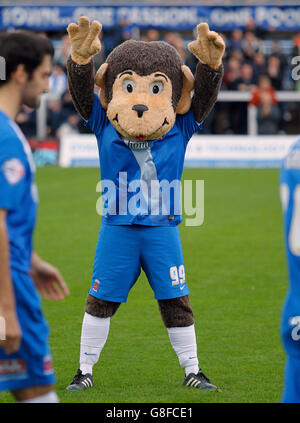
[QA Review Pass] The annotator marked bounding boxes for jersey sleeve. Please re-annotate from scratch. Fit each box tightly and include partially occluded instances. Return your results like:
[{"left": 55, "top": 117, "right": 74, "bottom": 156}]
[
  {"left": 87, "top": 93, "right": 108, "bottom": 136},
  {"left": 280, "top": 140, "right": 300, "bottom": 257},
  {"left": 280, "top": 141, "right": 300, "bottom": 187},
  {"left": 0, "top": 141, "right": 26, "bottom": 212},
  {"left": 176, "top": 107, "right": 203, "bottom": 148}
]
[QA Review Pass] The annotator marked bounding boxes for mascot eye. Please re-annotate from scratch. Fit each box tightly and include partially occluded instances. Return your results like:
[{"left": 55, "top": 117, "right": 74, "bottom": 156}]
[
  {"left": 150, "top": 81, "right": 163, "bottom": 95},
  {"left": 122, "top": 79, "right": 136, "bottom": 93}
]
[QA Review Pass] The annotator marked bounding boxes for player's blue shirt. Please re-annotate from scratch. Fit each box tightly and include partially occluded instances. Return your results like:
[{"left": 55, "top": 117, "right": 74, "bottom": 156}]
[
  {"left": 0, "top": 110, "right": 38, "bottom": 274},
  {"left": 280, "top": 136, "right": 300, "bottom": 357},
  {"left": 88, "top": 93, "right": 202, "bottom": 226}
]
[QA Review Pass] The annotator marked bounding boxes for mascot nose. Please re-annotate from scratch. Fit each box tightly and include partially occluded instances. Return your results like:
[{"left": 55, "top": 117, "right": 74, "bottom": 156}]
[{"left": 132, "top": 104, "right": 149, "bottom": 118}]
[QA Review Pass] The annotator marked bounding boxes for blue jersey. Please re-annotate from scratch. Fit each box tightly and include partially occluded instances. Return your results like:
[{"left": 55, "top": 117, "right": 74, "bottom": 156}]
[
  {"left": 280, "top": 136, "right": 300, "bottom": 357},
  {"left": 0, "top": 110, "right": 38, "bottom": 274},
  {"left": 88, "top": 93, "right": 202, "bottom": 226}
]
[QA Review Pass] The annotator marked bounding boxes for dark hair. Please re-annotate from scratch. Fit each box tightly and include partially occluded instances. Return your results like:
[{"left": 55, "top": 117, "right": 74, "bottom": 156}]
[
  {"left": 0, "top": 31, "right": 54, "bottom": 86},
  {"left": 105, "top": 40, "right": 183, "bottom": 110}
]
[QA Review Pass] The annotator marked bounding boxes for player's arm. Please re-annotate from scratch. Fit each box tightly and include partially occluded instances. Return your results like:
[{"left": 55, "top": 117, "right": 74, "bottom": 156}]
[
  {"left": 30, "top": 252, "right": 69, "bottom": 301},
  {"left": 188, "top": 23, "right": 225, "bottom": 123},
  {"left": 66, "top": 17, "right": 102, "bottom": 120},
  {"left": 0, "top": 208, "right": 22, "bottom": 354}
]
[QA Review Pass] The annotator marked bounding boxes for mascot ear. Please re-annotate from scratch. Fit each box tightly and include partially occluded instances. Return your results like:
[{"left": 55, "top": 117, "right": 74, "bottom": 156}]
[
  {"left": 95, "top": 63, "right": 109, "bottom": 109},
  {"left": 176, "top": 65, "right": 194, "bottom": 114}
]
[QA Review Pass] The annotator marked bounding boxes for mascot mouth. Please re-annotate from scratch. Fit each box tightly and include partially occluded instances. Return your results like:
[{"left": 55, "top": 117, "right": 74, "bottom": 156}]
[{"left": 113, "top": 114, "right": 169, "bottom": 141}]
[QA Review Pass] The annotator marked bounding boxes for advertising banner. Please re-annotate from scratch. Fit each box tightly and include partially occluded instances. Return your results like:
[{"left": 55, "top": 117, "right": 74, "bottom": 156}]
[
  {"left": 0, "top": 5, "right": 300, "bottom": 31},
  {"left": 59, "top": 134, "right": 299, "bottom": 169}
]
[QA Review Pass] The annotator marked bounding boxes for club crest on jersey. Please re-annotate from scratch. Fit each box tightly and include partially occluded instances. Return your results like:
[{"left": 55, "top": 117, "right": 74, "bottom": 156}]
[{"left": 2, "top": 158, "right": 25, "bottom": 185}]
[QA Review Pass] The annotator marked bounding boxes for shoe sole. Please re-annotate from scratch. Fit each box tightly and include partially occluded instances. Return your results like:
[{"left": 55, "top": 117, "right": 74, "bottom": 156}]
[{"left": 183, "top": 383, "right": 221, "bottom": 392}]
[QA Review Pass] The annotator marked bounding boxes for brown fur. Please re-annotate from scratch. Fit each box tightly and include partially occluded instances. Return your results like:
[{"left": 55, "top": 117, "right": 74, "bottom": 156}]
[
  {"left": 67, "top": 56, "right": 223, "bottom": 127},
  {"left": 84, "top": 292, "right": 193, "bottom": 328},
  {"left": 66, "top": 56, "right": 95, "bottom": 120},
  {"left": 158, "top": 295, "right": 194, "bottom": 328},
  {"left": 85, "top": 294, "right": 121, "bottom": 318},
  {"left": 192, "top": 62, "right": 224, "bottom": 123},
  {"left": 104, "top": 40, "right": 183, "bottom": 111}
]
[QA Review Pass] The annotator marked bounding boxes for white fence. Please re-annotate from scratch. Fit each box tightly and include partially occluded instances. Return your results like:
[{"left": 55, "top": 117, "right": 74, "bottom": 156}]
[
  {"left": 218, "top": 90, "right": 300, "bottom": 136},
  {"left": 59, "top": 133, "right": 299, "bottom": 168}
]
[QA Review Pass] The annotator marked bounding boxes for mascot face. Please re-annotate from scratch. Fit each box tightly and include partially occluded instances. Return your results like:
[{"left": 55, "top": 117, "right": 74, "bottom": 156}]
[
  {"left": 108, "top": 70, "right": 174, "bottom": 141},
  {"left": 95, "top": 40, "right": 194, "bottom": 141}
]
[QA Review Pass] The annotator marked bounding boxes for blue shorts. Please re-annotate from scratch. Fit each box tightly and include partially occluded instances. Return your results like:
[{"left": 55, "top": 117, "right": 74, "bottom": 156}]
[
  {"left": 282, "top": 356, "right": 300, "bottom": 403},
  {"left": 89, "top": 224, "right": 190, "bottom": 302},
  {"left": 0, "top": 270, "right": 55, "bottom": 392}
]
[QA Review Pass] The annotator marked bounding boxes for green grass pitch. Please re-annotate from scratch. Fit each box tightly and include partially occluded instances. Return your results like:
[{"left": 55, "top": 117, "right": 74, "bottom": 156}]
[{"left": 0, "top": 167, "right": 288, "bottom": 403}]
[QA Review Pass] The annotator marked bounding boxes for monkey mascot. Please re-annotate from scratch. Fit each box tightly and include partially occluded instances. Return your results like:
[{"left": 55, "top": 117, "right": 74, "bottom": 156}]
[{"left": 66, "top": 17, "right": 225, "bottom": 392}]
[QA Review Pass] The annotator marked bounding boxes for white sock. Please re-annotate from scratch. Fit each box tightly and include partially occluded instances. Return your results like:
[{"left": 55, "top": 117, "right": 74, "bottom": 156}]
[
  {"left": 167, "top": 324, "right": 199, "bottom": 376},
  {"left": 79, "top": 312, "right": 110, "bottom": 375},
  {"left": 17, "top": 391, "right": 59, "bottom": 403}
]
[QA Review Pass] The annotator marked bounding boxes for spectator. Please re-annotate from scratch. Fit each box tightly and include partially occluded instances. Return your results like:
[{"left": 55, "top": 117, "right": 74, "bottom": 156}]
[
  {"left": 232, "top": 64, "right": 256, "bottom": 134},
  {"left": 223, "top": 56, "right": 241, "bottom": 90},
  {"left": 267, "top": 55, "right": 283, "bottom": 90},
  {"left": 292, "top": 32, "right": 300, "bottom": 57},
  {"left": 270, "top": 41, "right": 287, "bottom": 75},
  {"left": 103, "top": 19, "right": 131, "bottom": 56},
  {"left": 54, "top": 34, "right": 71, "bottom": 69},
  {"left": 93, "top": 30, "right": 106, "bottom": 72},
  {"left": 229, "top": 29, "right": 243, "bottom": 53},
  {"left": 231, "top": 63, "right": 256, "bottom": 91},
  {"left": 252, "top": 52, "right": 267, "bottom": 83},
  {"left": 250, "top": 74, "right": 278, "bottom": 107},
  {"left": 61, "top": 90, "right": 76, "bottom": 116},
  {"left": 242, "top": 31, "right": 262, "bottom": 61},
  {"left": 147, "top": 28, "right": 161, "bottom": 42},
  {"left": 257, "top": 91, "right": 280, "bottom": 134},
  {"left": 57, "top": 114, "right": 80, "bottom": 138},
  {"left": 49, "top": 64, "right": 68, "bottom": 98},
  {"left": 47, "top": 98, "right": 67, "bottom": 138},
  {"left": 244, "top": 17, "right": 266, "bottom": 39},
  {"left": 164, "top": 32, "right": 186, "bottom": 61},
  {"left": 16, "top": 107, "right": 36, "bottom": 139}
]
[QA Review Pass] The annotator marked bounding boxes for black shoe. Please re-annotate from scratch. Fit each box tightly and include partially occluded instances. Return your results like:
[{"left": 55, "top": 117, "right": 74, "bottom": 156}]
[
  {"left": 66, "top": 369, "right": 93, "bottom": 391},
  {"left": 183, "top": 369, "right": 219, "bottom": 391}
]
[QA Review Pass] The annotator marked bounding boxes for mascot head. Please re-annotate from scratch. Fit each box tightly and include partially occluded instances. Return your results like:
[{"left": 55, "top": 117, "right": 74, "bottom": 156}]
[{"left": 95, "top": 40, "right": 194, "bottom": 141}]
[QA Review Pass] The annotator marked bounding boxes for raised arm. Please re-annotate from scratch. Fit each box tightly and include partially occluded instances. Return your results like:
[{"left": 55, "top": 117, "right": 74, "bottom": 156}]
[
  {"left": 66, "top": 17, "right": 102, "bottom": 120},
  {"left": 188, "top": 23, "right": 225, "bottom": 123}
]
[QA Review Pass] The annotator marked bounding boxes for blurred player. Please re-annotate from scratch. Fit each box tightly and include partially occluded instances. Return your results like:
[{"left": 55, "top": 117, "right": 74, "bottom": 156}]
[
  {"left": 0, "top": 31, "right": 69, "bottom": 403},
  {"left": 280, "top": 135, "right": 300, "bottom": 403}
]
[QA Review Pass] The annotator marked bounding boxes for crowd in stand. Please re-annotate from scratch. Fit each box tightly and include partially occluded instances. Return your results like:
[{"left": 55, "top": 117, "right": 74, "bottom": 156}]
[{"left": 15, "top": 18, "right": 300, "bottom": 138}]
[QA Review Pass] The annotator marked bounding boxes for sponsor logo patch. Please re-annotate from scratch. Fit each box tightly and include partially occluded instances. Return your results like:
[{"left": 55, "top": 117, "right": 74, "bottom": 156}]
[
  {"left": 0, "top": 359, "right": 27, "bottom": 382},
  {"left": 2, "top": 158, "right": 25, "bottom": 185},
  {"left": 93, "top": 280, "right": 100, "bottom": 291},
  {"left": 43, "top": 355, "right": 54, "bottom": 375}
]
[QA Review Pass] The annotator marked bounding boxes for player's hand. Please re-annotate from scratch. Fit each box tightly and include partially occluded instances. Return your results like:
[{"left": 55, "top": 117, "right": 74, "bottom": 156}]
[
  {"left": 0, "top": 309, "right": 21, "bottom": 355},
  {"left": 67, "top": 16, "right": 102, "bottom": 65},
  {"left": 30, "top": 256, "right": 69, "bottom": 301},
  {"left": 188, "top": 23, "right": 225, "bottom": 69}
]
